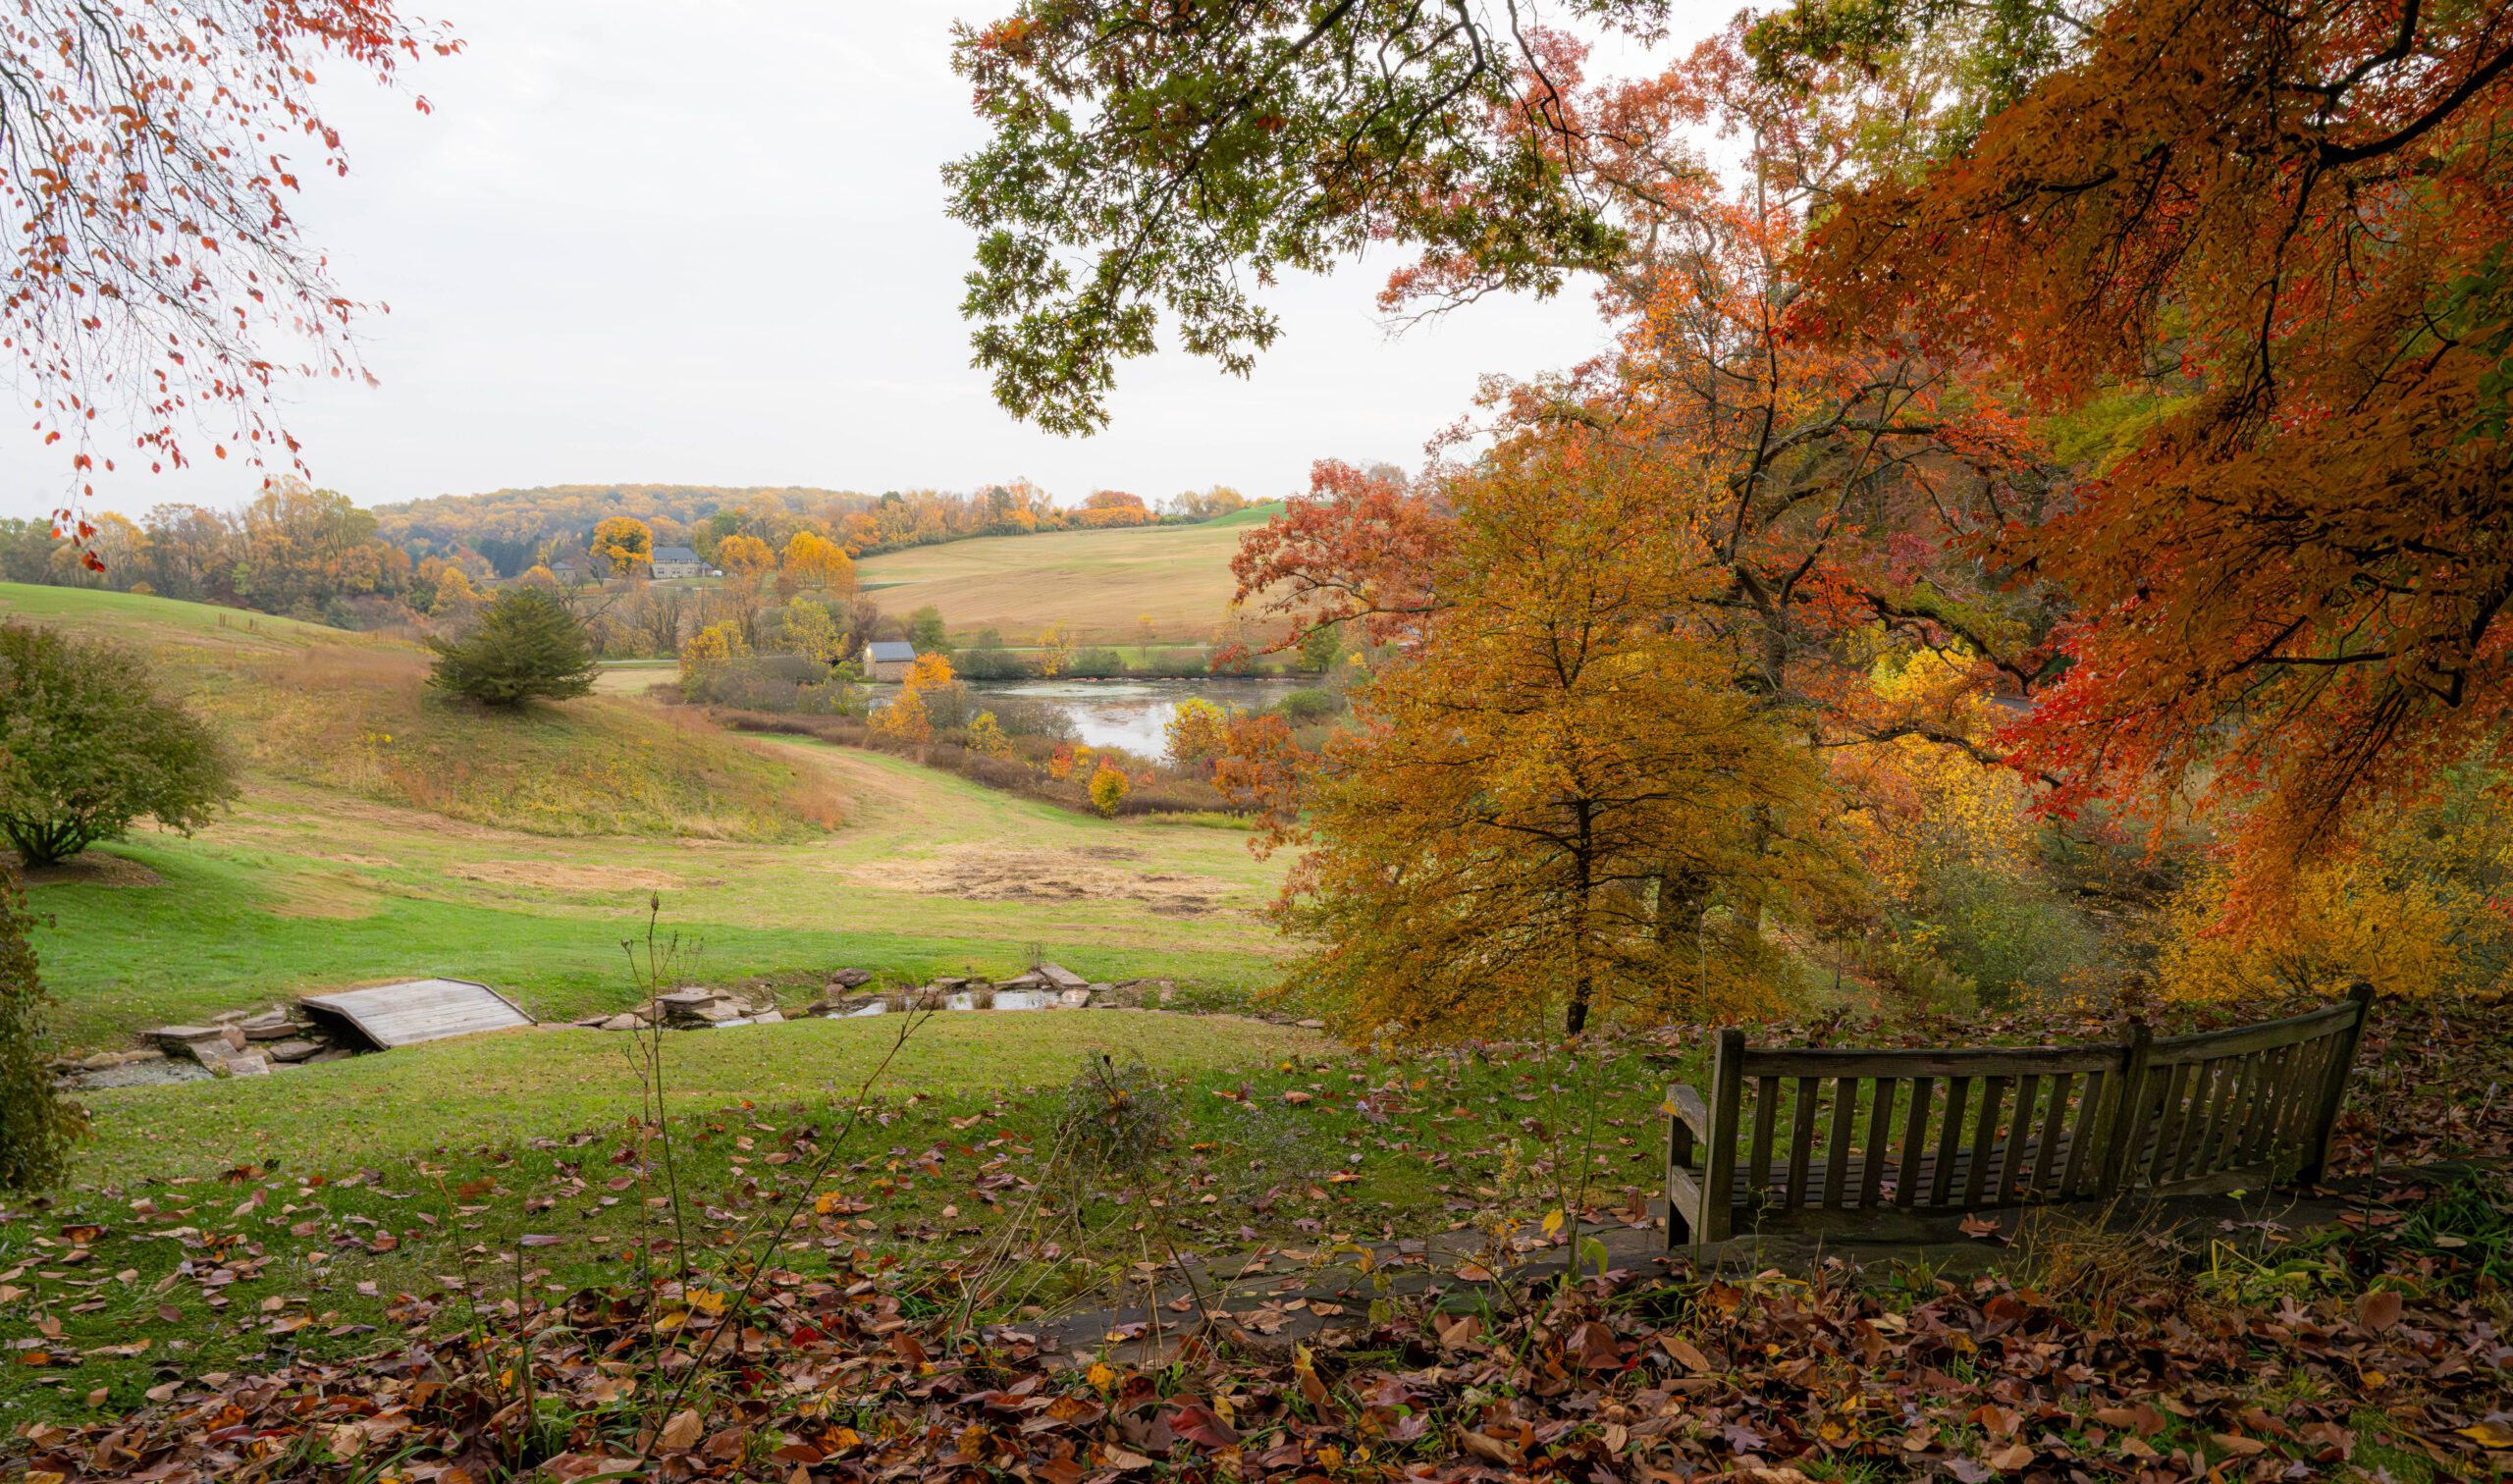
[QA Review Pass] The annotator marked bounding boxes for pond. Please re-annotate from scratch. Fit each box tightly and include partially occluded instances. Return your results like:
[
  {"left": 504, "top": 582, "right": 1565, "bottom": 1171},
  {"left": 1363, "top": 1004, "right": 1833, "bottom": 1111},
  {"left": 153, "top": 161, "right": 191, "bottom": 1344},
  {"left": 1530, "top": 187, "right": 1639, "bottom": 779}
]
[{"left": 969, "top": 676, "right": 1308, "bottom": 756}]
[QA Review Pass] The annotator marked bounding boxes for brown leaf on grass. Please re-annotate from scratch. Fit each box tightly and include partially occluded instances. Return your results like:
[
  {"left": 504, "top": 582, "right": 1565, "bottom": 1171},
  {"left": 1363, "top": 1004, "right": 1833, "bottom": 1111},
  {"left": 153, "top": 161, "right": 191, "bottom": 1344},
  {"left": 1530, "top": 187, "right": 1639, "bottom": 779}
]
[
  {"left": 658, "top": 1408, "right": 703, "bottom": 1451},
  {"left": 1459, "top": 1429, "right": 1524, "bottom": 1465},
  {"left": 2356, "top": 1288, "right": 2404, "bottom": 1331}
]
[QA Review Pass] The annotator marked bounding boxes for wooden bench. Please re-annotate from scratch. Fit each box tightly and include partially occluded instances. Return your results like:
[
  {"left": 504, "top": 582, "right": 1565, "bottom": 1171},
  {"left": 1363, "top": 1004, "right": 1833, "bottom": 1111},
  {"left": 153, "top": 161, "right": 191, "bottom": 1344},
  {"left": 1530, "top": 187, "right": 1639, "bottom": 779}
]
[{"left": 1664, "top": 983, "right": 2374, "bottom": 1246}]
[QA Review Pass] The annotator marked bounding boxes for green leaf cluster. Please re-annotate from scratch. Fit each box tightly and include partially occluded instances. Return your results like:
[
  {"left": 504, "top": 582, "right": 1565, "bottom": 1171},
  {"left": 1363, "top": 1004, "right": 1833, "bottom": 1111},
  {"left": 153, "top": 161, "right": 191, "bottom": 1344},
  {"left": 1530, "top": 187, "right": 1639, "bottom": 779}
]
[
  {"left": 427, "top": 588, "right": 600, "bottom": 707},
  {"left": 0, "top": 869, "right": 85, "bottom": 1192},
  {"left": 945, "top": 0, "right": 1661, "bottom": 435},
  {"left": 0, "top": 622, "right": 238, "bottom": 866}
]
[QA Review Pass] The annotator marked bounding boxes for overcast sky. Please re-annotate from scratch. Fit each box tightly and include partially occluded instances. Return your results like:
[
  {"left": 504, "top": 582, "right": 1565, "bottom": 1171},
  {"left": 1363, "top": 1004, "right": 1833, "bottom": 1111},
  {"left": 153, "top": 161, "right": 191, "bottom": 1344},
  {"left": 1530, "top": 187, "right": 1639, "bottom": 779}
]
[{"left": 0, "top": 1, "right": 1732, "bottom": 523}]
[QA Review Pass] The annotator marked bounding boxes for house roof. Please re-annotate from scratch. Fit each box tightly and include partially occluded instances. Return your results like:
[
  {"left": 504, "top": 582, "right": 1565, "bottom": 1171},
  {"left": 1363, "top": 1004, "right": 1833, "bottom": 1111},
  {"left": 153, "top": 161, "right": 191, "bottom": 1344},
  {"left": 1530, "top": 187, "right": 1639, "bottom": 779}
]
[
  {"left": 651, "top": 546, "right": 702, "bottom": 563},
  {"left": 865, "top": 640, "right": 918, "bottom": 663}
]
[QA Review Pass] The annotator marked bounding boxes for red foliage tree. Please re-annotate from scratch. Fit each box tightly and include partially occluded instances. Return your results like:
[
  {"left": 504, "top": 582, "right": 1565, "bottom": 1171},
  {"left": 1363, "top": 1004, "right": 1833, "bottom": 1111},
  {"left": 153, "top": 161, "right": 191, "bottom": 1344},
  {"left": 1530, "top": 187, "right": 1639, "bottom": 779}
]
[
  {"left": 2, "top": 2, "right": 457, "bottom": 562},
  {"left": 1793, "top": 0, "right": 2513, "bottom": 883}
]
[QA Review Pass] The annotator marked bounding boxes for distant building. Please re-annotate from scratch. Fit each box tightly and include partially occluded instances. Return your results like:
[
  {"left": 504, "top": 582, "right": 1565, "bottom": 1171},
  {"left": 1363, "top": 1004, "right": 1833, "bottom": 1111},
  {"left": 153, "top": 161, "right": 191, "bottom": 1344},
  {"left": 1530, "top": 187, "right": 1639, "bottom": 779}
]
[
  {"left": 548, "top": 559, "right": 582, "bottom": 584},
  {"left": 861, "top": 640, "right": 918, "bottom": 682},
  {"left": 651, "top": 546, "right": 708, "bottom": 580}
]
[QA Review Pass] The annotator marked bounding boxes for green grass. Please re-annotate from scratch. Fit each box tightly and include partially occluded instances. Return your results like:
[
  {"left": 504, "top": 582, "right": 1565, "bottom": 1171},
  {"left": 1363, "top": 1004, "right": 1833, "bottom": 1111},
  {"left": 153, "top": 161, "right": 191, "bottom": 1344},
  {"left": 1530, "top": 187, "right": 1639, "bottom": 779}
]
[
  {"left": 0, "top": 582, "right": 348, "bottom": 648},
  {"left": 3, "top": 1026, "right": 1679, "bottom": 1429},
  {"left": 28, "top": 737, "right": 1290, "bottom": 1046},
  {"left": 78, "top": 1013, "right": 1328, "bottom": 1179},
  {"left": 1204, "top": 501, "right": 1286, "bottom": 528}
]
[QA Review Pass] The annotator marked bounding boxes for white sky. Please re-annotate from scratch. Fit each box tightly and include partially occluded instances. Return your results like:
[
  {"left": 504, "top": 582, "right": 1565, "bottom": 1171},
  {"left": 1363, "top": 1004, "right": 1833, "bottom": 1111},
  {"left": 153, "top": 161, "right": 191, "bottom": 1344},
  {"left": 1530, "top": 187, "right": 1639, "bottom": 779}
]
[{"left": 0, "top": 1, "right": 1732, "bottom": 523}]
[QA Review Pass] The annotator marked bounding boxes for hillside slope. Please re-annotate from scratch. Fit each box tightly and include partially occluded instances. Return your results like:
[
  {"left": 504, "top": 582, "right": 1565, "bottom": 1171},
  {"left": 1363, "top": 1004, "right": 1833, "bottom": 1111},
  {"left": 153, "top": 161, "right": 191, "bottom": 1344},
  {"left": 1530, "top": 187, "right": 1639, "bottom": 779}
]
[
  {"left": 0, "top": 584, "right": 836, "bottom": 841},
  {"left": 853, "top": 504, "right": 1283, "bottom": 643}
]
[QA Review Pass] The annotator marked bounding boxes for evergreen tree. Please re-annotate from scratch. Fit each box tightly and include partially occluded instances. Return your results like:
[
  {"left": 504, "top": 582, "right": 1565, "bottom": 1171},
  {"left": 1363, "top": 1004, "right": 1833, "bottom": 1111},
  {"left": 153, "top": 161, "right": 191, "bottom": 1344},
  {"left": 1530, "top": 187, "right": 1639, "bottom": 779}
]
[
  {"left": 0, "top": 869, "right": 86, "bottom": 1192},
  {"left": 428, "top": 588, "right": 599, "bottom": 707}
]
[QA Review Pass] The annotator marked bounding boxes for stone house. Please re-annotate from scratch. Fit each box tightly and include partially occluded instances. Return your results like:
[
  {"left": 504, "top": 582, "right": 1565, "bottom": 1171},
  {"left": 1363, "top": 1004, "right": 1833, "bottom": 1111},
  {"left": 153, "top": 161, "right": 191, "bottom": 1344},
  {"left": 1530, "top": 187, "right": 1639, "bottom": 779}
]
[
  {"left": 651, "top": 545, "right": 710, "bottom": 580},
  {"left": 861, "top": 639, "right": 918, "bottom": 682}
]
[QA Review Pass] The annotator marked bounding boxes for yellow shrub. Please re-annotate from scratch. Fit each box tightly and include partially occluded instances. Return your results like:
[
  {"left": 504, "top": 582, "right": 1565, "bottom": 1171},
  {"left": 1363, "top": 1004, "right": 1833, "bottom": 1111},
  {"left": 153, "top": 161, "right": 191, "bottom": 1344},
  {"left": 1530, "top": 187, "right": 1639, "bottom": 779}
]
[{"left": 1088, "top": 761, "right": 1130, "bottom": 817}]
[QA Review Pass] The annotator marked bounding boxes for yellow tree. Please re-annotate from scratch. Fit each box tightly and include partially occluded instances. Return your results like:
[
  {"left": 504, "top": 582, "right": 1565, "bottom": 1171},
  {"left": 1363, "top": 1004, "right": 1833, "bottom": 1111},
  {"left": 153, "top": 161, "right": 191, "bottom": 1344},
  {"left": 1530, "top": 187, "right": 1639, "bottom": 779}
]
[
  {"left": 714, "top": 534, "right": 775, "bottom": 579},
  {"left": 1163, "top": 697, "right": 1234, "bottom": 773},
  {"left": 590, "top": 516, "right": 654, "bottom": 578},
  {"left": 1275, "top": 429, "right": 1854, "bottom": 1038},
  {"left": 968, "top": 711, "right": 1016, "bottom": 759},
  {"left": 679, "top": 621, "right": 748, "bottom": 667},
  {"left": 872, "top": 687, "right": 934, "bottom": 752},
  {"left": 1035, "top": 623, "right": 1075, "bottom": 678},
  {"left": 780, "top": 603, "right": 846, "bottom": 665},
  {"left": 429, "top": 565, "right": 482, "bottom": 617},
  {"left": 781, "top": 530, "right": 856, "bottom": 595}
]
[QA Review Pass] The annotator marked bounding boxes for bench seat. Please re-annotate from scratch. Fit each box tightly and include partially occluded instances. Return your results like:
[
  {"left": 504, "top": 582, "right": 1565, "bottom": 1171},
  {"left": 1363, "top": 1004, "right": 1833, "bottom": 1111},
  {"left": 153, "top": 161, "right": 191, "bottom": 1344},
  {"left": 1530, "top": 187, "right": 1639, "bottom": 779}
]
[{"left": 1665, "top": 984, "right": 2374, "bottom": 1246}]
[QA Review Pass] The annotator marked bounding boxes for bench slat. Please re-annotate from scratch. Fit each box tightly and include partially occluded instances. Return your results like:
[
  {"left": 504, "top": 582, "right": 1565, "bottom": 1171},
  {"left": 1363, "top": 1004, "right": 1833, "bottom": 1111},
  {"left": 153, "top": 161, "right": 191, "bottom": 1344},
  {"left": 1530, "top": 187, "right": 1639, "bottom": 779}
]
[
  {"left": 1861, "top": 1077, "right": 1898, "bottom": 1209},
  {"left": 1896, "top": 1076, "right": 1932, "bottom": 1210},
  {"left": 1739, "top": 1045, "right": 2117, "bottom": 1078},
  {"left": 1822, "top": 1078, "right": 1859, "bottom": 1208},
  {"left": 1963, "top": 1076, "right": 2006, "bottom": 1207},
  {"left": 2059, "top": 1068, "right": 2104, "bottom": 1198},
  {"left": 2003, "top": 1074, "right": 2039, "bottom": 1202},
  {"left": 1785, "top": 1078, "right": 1819, "bottom": 1211},
  {"left": 1747, "top": 1076, "right": 1780, "bottom": 1206},
  {"left": 1931, "top": 1078, "right": 1970, "bottom": 1207}
]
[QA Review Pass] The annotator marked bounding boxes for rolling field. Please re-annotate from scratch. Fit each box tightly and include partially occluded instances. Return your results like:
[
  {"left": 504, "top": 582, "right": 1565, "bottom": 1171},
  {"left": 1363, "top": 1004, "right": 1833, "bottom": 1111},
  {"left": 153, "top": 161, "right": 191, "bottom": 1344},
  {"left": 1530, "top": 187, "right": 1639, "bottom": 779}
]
[
  {"left": 853, "top": 504, "right": 1285, "bottom": 644},
  {"left": 4, "top": 584, "right": 1296, "bottom": 1048}
]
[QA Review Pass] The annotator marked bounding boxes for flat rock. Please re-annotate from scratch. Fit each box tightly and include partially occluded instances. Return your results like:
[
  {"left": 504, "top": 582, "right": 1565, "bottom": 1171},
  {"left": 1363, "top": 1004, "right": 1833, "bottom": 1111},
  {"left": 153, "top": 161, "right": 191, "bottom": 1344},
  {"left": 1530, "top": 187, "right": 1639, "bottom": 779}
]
[
  {"left": 1295, "top": 1019, "right": 1328, "bottom": 1030},
  {"left": 752, "top": 1010, "right": 785, "bottom": 1025},
  {"left": 657, "top": 988, "right": 720, "bottom": 1008},
  {"left": 241, "top": 1014, "right": 298, "bottom": 1041},
  {"left": 828, "top": 968, "right": 876, "bottom": 989},
  {"left": 1055, "top": 988, "right": 1092, "bottom": 1009},
  {"left": 153, "top": 1026, "right": 246, "bottom": 1057},
  {"left": 266, "top": 1039, "right": 326, "bottom": 1064},
  {"left": 1036, "top": 963, "right": 1089, "bottom": 991},
  {"left": 213, "top": 1051, "right": 274, "bottom": 1077},
  {"left": 599, "top": 1014, "right": 644, "bottom": 1032}
]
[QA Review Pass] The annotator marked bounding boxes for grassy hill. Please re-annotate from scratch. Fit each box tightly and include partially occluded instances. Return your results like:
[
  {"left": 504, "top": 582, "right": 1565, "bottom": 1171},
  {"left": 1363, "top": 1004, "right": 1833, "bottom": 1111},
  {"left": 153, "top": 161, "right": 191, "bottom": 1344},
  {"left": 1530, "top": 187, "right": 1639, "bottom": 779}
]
[
  {"left": 0, "top": 583, "right": 835, "bottom": 841},
  {"left": 853, "top": 504, "right": 1284, "bottom": 644}
]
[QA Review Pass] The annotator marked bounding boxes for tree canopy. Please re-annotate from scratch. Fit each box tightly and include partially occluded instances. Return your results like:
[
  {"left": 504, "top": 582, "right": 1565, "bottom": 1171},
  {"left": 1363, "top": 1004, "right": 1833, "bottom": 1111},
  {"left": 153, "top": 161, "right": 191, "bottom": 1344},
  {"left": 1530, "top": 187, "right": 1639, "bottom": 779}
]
[
  {"left": 0, "top": 624, "right": 238, "bottom": 867},
  {"left": 427, "top": 589, "right": 600, "bottom": 708}
]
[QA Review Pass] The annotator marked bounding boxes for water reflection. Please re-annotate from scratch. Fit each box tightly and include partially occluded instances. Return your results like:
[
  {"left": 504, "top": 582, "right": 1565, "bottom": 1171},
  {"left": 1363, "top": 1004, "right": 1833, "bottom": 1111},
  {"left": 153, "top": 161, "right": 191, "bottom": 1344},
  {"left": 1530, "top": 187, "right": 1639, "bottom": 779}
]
[{"left": 971, "top": 677, "right": 1305, "bottom": 756}]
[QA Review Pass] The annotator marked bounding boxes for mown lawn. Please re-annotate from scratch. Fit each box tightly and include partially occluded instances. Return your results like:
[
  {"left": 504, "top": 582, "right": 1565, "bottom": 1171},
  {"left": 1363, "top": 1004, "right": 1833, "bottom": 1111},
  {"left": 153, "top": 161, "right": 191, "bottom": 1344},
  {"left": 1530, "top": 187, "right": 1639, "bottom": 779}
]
[{"left": 2, "top": 1019, "right": 1678, "bottom": 1429}]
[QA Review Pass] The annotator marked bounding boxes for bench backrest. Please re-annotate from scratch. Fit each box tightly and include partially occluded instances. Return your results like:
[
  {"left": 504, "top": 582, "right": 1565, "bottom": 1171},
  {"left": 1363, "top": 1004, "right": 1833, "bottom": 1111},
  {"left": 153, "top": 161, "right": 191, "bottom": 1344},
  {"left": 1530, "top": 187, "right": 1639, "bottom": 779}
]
[{"left": 1692, "top": 983, "right": 2372, "bottom": 1229}]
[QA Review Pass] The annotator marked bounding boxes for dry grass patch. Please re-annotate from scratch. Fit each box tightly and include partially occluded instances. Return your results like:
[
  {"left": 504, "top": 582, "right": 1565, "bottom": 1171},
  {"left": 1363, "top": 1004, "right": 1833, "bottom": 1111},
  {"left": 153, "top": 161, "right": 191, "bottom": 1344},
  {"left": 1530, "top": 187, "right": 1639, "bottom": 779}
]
[{"left": 851, "top": 842, "right": 1236, "bottom": 915}]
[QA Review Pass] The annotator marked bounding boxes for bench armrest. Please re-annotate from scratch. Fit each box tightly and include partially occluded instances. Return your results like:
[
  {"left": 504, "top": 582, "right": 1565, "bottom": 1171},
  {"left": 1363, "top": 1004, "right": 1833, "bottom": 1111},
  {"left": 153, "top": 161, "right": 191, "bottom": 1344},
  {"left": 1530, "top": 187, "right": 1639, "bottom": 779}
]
[{"left": 1665, "top": 1084, "right": 1711, "bottom": 1140}]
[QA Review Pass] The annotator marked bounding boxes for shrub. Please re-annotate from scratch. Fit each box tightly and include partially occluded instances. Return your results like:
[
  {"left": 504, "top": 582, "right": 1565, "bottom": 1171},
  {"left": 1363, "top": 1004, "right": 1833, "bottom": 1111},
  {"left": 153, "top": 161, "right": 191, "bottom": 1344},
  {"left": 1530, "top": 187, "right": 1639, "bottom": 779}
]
[
  {"left": 1128, "top": 648, "right": 1209, "bottom": 678},
  {"left": 1089, "top": 760, "right": 1132, "bottom": 816},
  {"left": 0, "top": 623, "right": 238, "bottom": 866},
  {"left": 956, "top": 646, "right": 1035, "bottom": 681},
  {"left": 1280, "top": 686, "right": 1342, "bottom": 722},
  {"left": 984, "top": 695, "right": 1078, "bottom": 740},
  {"left": 1067, "top": 647, "right": 1129, "bottom": 677},
  {"left": 0, "top": 869, "right": 86, "bottom": 1191},
  {"left": 428, "top": 588, "right": 600, "bottom": 706},
  {"left": 680, "top": 656, "right": 861, "bottom": 716}
]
